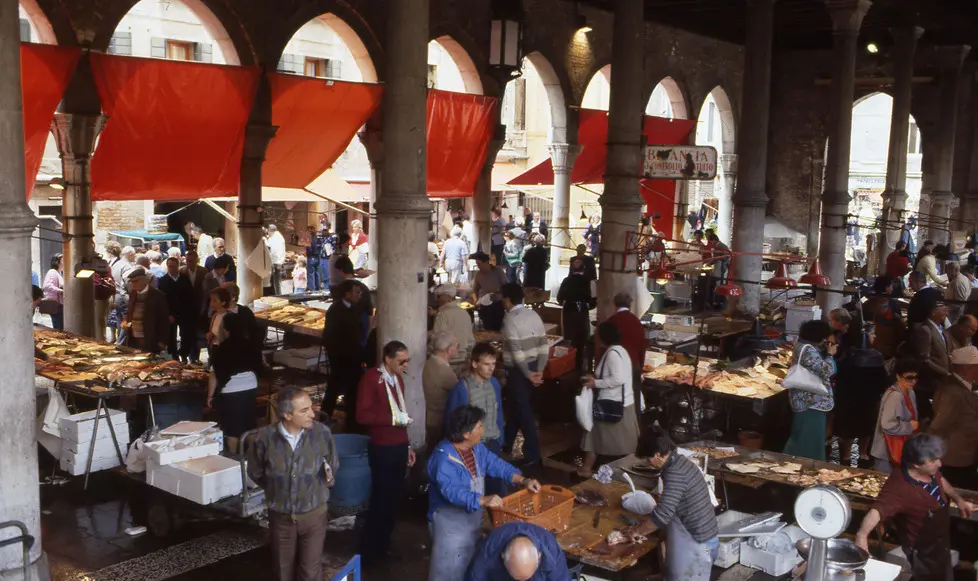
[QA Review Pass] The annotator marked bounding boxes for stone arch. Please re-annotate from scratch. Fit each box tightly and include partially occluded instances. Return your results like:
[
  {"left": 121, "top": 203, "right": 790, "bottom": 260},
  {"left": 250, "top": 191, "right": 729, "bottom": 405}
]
[
  {"left": 702, "top": 85, "right": 736, "bottom": 153},
  {"left": 523, "top": 51, "right": 569, "bottom": 144},
  {"left": 430, "top": 35, "right": 484, "bottom": 95},
  {"left": 92, "top": 0, "right": 255, "bottom": 66},
  {"left": 647, "top": 76, "right": 689, "bottom": 120},
  {"left": 18, "top": 0, "right": 61, "bottom": 44},
  {"left": 273, "top": 3, "right": 382, "bottom": 81}
]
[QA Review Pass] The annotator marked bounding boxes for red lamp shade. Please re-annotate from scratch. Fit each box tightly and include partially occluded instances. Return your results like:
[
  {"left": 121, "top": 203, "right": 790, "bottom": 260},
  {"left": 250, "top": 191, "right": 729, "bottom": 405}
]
[
  {"left": 649, "top": 255, "right": 674, "bottom": 283},
  {"left": 799, "top": 260, "right": 831, "bottom": 287},
  {"left": 766, "top": 262, "right": 798, "bottom": 290},
  {"left": 715, "top": 281, "right": 743, "bottom": 297}
]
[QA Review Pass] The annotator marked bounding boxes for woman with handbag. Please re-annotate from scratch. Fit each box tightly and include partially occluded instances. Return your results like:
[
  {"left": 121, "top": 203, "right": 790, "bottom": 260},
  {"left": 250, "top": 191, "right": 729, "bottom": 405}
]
[
  {"left": 869, "top": 358, "right": 919, "bottom": 473},
  {"left": 577, "top": 322, "right": 639, "bottom": 478},
  {"left": 783, "top": 320, "right": 836, "bottom": 461}
]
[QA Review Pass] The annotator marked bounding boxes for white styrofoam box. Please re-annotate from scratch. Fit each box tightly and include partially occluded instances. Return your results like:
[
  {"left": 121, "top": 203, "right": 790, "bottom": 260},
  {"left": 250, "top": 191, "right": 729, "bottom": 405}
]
[
  {"left": 739, "top": 525, "right": 806, "bottom": 577},
  {"left": 60, "top": 408, "right": 128, "bottom": 442},
  {"left": 785, "top": 303, "right": 822, "bottom": 335},
  {"left": 159, "top": 421, "right": 217, "bottom": 436},
  {"left": 146, "top": 456, "right": 243, "bottom": 505},
  {"left": 714, "top": 510, "right": 748, "bottom": 568},
  {"left": 63, "top": 430, "right": 130, "bottom": 454},
  {"left": 61, "top": 438, "right": 128, "bottom": 466},
  {"left": 884, "top": 546, "right": 959, "bottom": 571},
  {"left": 144, "top": 436, "right": 221, "bottom": 466},
  {"left": 60, "top": 451, "right": 122, "bottom": 476}
]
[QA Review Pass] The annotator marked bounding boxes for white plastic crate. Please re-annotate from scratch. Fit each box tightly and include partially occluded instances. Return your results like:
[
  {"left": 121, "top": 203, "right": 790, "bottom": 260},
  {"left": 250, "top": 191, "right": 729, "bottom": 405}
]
[
  {"left": 60, "top": 408, "right": 128, "bottom": 443},
  {"left": 63, "top": 431, "right": 130, "bottom": 454},
  {"left": 146, "top": 456, "right": 243, "bottom": 505},
  {"left": 60, "top": 451, "right": 123, "bottom": 476},
  {"left": 144, "top": 436, "right": 221, "bottom": 466}
]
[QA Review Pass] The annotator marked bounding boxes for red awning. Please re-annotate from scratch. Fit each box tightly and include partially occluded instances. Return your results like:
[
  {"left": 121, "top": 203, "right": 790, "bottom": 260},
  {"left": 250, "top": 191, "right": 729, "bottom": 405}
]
[
  {"left": 22, "top": 43, "right": 81, "bottom": 198},
  {"left": 264, "top": 74, "right": 383, "bottom": 189},
  {"left": 427, "top": 90, "right": 498, "bottom": 198},
  {"left": 90, "top": 54, "right": 260, "bottom": 201}
]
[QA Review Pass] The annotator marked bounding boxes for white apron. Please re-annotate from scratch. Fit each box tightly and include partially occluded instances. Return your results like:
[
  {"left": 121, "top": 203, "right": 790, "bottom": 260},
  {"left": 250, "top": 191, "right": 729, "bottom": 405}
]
[{"left": 428, "top": 461, "right": 485, "bottom": 581}]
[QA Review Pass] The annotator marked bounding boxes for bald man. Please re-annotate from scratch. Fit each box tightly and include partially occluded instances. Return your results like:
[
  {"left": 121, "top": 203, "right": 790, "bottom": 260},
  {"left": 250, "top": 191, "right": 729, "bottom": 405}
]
[{"left": 466, "top": 522, "right": 569, "bottom": 581}]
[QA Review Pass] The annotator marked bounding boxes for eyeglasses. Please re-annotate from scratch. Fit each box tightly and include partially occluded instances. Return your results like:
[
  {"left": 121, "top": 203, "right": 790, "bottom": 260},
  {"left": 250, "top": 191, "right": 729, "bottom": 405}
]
[
  {"left": 396, "top": 358, "right": 410, "bottom": 366},
  {"left": 901, "top": 374, "right": 918, "bottom": 381}
]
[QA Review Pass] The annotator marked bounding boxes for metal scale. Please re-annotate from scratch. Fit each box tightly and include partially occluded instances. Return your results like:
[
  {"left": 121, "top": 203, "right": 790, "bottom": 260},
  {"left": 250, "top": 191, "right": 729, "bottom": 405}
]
[{"left": 794, "top": 485, "right": 869, "bottom": 581}]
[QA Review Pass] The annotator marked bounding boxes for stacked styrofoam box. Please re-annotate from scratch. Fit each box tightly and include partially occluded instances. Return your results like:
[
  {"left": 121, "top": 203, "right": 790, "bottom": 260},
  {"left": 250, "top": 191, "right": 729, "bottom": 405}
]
[
  {"left": 59, "top": 408, "right": 130, "bottom": 476},
  {"left": 739, "top": 525, "right": 806, "bottom": 577},
  {"left": 273, "top": 346, "right": 326, "bottom": 370},
  {"left": 146, "top": 455, "right": 243, "bottom": 505},
  {"left": 144, "top": 435, "right": 222, "bottom": 466}
]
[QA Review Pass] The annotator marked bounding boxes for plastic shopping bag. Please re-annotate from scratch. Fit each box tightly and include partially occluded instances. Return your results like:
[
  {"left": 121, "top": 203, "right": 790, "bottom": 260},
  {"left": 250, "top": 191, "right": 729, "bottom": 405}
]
[{"left": 575, "top": 390, "right": 593, "bottom": 432}]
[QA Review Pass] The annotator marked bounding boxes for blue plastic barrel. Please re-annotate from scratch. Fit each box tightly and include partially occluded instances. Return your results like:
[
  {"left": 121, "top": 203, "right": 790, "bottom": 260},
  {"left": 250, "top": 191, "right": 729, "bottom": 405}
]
[{"left": 330, "top": 434, "right": 371, "bottom": 516}]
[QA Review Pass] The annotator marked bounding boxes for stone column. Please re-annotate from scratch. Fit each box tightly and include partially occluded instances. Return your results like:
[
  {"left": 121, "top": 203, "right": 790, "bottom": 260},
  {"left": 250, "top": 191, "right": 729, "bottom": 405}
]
[
  {"left": 376, "top": 0, "right": 431, "bottom": 445},
  {"left": 928, "top": 45, "right": 970, "bottom": 245},
  {"left": 597, "top": 0, "right": 645, "bottom": 321},
  {"left": 361, "top": 126, "right": 382, "bottom": 289},
  {"left": 52, "top": 113, "right": 105, "bottom": 338},
  {"left": 473, "top": 127, "right": 504, "bottom": 255},
  {"left": 547, "top": 142, "right": 581, "bottom": 293},
  {"left": 236, "top": 124, "right": 277, "bottom": 304},
  {"left": 965, "top": 83, "right": 978, "bottom": 226},
  {"left": 731, "top": 0, "right": 777, "bottom": 316},
  {"left": 718, "top": 153, "right": 737, "bottom": 244},
  {"left": 876, "top": 24, "right": 922, "bottom": 274},
  {"left": 0, "top": 1, "right": 47, "bottom": 579},
  {"left": 817, "top": 0, "right": 872, "bottom": 315}
]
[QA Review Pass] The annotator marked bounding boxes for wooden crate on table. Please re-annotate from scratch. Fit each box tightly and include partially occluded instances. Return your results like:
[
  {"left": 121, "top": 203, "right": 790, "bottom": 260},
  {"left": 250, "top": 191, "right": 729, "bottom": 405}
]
[{"left": 489, "top": 485, "right": 575, "bottom": 533}]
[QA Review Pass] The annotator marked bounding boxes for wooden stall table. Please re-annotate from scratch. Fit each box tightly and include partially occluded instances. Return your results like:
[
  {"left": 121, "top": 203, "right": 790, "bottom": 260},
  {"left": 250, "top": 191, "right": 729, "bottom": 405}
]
[{"left": 557, "top": 479, "right": 661, "bottom": 575}]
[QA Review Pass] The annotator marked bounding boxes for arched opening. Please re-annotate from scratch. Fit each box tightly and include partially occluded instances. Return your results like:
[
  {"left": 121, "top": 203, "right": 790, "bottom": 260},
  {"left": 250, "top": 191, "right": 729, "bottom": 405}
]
[
  {"left": 581, "top": 65, "right": 611, "bottom": 111},
  {"left": 428, "top": 37, "right": 483, "bottom": 95},
  {"left": 846, "top": 92, "right": 921, "bottom": 255},
  {"left": 280, "top": 14, "right": 377, "bottom": 83},
  {"left": 646, "top": 77, "right": 688, "bottom": 119},
  {"left": 18, "top": 0, "right": 56, "bottom": 44},
  {"left": 689, "top": 86, "right": 736, "bottom": 233},
  {"left": 111, "top": 0, "right": 240, "bottom": 65}
]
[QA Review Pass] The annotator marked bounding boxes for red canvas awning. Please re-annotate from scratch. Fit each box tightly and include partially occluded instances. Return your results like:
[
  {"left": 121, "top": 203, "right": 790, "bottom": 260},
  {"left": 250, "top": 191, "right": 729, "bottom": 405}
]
[
  {"left": 264, "top": 74, "right": 383, "bottom": 189},
  {"left": 427, "top": 90, "right": 498, "bottom": 198},
  {"left": 90, "top": 54, "right": 260, "bottom": 201},
  {"left": 22, "top": 43, "right": 81, "bottom": 198}
]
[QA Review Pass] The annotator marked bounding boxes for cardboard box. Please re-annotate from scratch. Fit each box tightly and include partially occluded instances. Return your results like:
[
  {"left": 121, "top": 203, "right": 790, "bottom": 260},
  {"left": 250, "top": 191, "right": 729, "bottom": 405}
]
[
  {"left": 146, "top": 456, "right": 243, "bottom": 505},
  {"left": 144, "top": 437, "right": 221, "bottom": 466},
  {"left": 60, "top": 408, "right": 128, "bottom": 443}
]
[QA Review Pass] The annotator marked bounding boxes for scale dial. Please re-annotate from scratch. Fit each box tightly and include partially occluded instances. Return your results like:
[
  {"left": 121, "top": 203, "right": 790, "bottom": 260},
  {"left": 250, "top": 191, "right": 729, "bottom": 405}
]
[{"left": 794, "top": 485, "right": 851, "bottom": 540}]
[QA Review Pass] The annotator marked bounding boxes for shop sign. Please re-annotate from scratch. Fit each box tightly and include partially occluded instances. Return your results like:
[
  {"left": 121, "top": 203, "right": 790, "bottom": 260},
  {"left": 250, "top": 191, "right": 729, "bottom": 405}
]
[{"left": 643, "top": 145, "right": 718, "bottom": 180}]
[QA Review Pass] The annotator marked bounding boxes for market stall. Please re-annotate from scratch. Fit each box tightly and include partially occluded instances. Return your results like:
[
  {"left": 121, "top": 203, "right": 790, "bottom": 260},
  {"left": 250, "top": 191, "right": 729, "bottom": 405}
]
[{"left": 253, "top": 300, "right": 326, "bottom": 337}]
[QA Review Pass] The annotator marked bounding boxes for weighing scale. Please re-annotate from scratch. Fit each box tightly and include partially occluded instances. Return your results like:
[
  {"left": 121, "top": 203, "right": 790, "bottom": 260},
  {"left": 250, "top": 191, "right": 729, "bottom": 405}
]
[{"left": 793, "top": 485, "right": 853, "bottom": 581}]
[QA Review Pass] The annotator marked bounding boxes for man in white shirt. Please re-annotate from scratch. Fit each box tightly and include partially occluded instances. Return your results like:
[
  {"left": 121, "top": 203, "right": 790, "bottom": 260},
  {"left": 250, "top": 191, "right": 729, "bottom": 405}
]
[
  {"left": 195, "top": 227, "right": 214, "bottom": 266},
  {"left": 266, "top": 224, "right": 287, "bottom": 295}
]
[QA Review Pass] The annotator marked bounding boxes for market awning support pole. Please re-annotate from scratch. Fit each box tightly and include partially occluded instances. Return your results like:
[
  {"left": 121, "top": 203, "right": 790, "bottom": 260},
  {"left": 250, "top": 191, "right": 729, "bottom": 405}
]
[
  {"left": 597, "top": 0, "right": 645, "bottom": 321},
  {"left": 547, "top": 142, "right": 581, "bottom": 295},
  {"left": 717, "top": 154, "right": 737, "bottom": 245},
  {"left": 817, "top": 0, "right": 872, "bottom": 316},
  {"left": 53, "top": 112, "right": 105, "bottom": 338},
  {"left": 927, "top": 45, "right": 970, "bottom": 246},
  {"left": 876, "top": 23, "right": 922, "bottom": 275},
  {"left": 375, "top": 0, "right": 432, "bottom": 446},
  {"left": 731, "top": 0, "right": 776, "bottom": 317},
  {"left": 0, "top": 0, "right": 48, "bottom": 578},
  {"left": 237, "top": 117, "right": 278, "bottom": 305},
  {"left": 473, "top": 126, "right": 505, "bottom": 256},
  {"left": 361, "top": 123, "right": 383, "bottom": 290}
]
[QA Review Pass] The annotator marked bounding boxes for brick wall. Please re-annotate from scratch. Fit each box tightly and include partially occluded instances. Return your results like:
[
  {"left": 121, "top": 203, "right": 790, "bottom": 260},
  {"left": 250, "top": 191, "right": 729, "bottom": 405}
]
[{"left": 94, "top": 201, "right": 146, "bottom": 241}]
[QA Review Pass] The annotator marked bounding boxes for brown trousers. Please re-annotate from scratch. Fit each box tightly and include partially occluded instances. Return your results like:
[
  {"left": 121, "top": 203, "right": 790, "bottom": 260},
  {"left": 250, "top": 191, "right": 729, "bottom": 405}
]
[{"left": 269, "top": 509, "right": 328, "bottom": 581}]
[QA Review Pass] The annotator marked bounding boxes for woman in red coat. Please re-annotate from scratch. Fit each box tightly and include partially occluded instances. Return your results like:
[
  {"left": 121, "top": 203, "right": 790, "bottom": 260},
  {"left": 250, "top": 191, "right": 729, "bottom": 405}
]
[{"left": 356, "top": 340, "right": 417, "bottom": 564}]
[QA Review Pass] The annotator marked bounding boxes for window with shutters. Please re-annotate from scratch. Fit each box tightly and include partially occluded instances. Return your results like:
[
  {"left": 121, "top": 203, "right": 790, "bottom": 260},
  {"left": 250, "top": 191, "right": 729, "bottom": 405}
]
[
  {"left": 326, "top": 60, "right": 342, "bottom": 79},
  {"left": 707, "top": 102, "right": 717, "bottom": 142},
  {"left": 108, "top": 32, "right": 133, "bottom": 56},
  {"left": 19, "top": 18, "right": 31, "bottom": 42},
  {"left": 427, "top": 65, "right": 438, "bottom": 89},
  {"left": 278, "top": 54, "right": 303, "bottom": 74},
  {"left": 305, "top": 58, "right": 328, "bottom": 78}
]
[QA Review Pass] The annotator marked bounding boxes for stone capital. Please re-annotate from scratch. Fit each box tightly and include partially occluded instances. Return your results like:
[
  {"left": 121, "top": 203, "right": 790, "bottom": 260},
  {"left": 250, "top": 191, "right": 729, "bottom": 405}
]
[
  {"left": 51, "top": 113, "right": 106, "bottom": 159},
  {"left": 359, "top": 125, "right": 384, "bottom": 170},
  {"left": 890, "top": 24, "right": 924, "bottom": 48},
  {"left": 242, "top": 124, "right": 279, "bottom": 163},
  {"left": 548, "top": 143, "right": 582, "bottom": 174},
  {"left": 483, "top": 138, "right": 506, "bottom": 173},
  {"left": 930, "top": 190, "right": 953, "bottom": 204},
  {"left": 0, "top": 201, "right": 39, "bottom": 234},
  {"left": 825, "top": 0, "right": 872, "bottom": 36},
  {"left": 720, "top": 153, "right": 738, "bottom": 174},
  {"left": 934, "top": 45, "right": 971, "bottom": 71},
  {"left": 374, "top": 195, "right": 433, "bottom": 218}
]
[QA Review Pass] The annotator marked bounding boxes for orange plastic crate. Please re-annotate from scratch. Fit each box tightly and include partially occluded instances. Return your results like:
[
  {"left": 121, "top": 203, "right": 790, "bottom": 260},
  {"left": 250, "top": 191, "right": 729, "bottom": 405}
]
[
  {"left": 542, "top": 346, "right": 576, "bottom": 380},
  {"left": 488, "top": 485, "right": 576, "bottom": 533}
]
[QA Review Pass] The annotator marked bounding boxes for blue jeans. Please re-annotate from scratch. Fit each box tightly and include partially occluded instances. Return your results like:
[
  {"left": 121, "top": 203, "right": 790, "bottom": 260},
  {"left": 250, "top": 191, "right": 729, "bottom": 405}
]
[
  {"left": 50, "top": 306, "right": 64, "bottom": 330},
  {"left": 307, "top": 259, "right": 322, "bottom": 291},
  {"left": 319, "top": 260, "right": 330, "bottom": 291},
  {"left": 503, "top": 366, "right": 541, "bottom": 464}
]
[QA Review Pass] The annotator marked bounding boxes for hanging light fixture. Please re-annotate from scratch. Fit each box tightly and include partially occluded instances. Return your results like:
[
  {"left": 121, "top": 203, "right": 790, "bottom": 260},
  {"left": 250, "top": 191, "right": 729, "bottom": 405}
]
[
  {"left": 715, "top": 263, "right": 743, "bottom": 297},
  {"left": 649, "top": 255, "right": 673, "bottom": 286},
  {"left": 501, "top": 200, "right": 509, "bottom": 209},
  {"left": 489, "top": 0, "right": 524, "bottom": 77},
  {"left": 799, "top": 259, "right": 831, "bottom": 287},
  {"left": 765, "top": 262, "right": 798, "bottom": 290},
  {"left": 580, "top": 209, "right": 589, "bottom": 221}
]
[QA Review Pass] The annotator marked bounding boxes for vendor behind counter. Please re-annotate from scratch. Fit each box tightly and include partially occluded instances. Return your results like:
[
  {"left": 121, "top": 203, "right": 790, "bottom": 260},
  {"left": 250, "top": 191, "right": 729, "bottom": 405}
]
[{"left": 470, "top": 252, "right": 508, "bottom": 331}]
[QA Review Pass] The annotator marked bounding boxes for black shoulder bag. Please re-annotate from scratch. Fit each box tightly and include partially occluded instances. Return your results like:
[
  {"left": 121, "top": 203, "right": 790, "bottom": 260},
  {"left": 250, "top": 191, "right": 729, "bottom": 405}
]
[{"left": 592, "top": 348, "right": 626, "bottom": 423}]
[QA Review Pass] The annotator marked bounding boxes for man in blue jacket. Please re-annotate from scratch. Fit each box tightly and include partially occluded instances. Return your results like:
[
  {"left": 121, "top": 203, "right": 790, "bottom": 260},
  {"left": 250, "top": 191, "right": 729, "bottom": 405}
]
[
  {"left": 428, "top": 406, "right": 540, "bottom": 581},
  {"left": 466, "top": 522, "right": 571, "bottom": 581}
]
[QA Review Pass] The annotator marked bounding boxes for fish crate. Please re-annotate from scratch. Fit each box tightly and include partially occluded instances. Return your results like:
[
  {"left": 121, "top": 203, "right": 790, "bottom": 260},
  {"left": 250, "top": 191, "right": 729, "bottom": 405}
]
[{"left": 489, "top": 485, "right": 575, "bottom": 533}]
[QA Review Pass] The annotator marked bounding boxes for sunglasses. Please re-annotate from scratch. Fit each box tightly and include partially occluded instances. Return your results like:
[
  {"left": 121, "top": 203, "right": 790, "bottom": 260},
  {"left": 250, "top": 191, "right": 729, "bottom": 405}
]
[
  {"left": 395, "top": 358, "right": 410, "bottom": 366},
  {"left": 901, "top": 374, "right": 918, "bottom": 381}
]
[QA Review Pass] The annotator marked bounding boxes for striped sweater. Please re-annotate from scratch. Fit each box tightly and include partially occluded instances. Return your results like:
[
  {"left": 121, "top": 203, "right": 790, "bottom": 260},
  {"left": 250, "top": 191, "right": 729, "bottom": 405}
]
[
  {"left": 651, "top": 453, "right": 719, "bottom": 542},
  {"left": 501, "top": 304, "right": 549, "bottom": 377}
]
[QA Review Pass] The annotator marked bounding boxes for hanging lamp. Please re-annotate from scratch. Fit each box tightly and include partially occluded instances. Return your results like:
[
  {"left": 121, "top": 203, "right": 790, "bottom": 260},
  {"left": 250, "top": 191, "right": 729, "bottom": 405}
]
[
  {"left": 766, "top": 261, "right": 798, "bottom": 289},
  {"left": 799, "top": 259, "right": 831, "bottom": 287}
]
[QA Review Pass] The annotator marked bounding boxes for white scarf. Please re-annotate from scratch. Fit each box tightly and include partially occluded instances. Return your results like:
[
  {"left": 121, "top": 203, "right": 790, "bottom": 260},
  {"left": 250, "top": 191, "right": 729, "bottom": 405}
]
[{"left": 380, "top": 366, "right": 411, "bottom": 427}]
